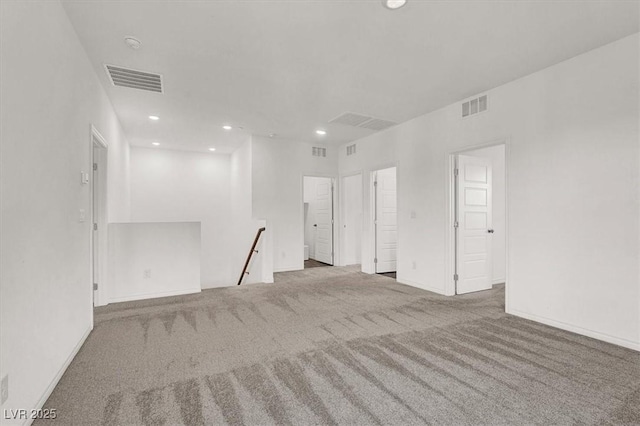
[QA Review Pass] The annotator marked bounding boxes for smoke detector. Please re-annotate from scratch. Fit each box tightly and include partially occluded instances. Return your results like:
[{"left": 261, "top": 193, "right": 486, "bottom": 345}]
[{"left": 124, "top": 37, "right": 141, "bottom": 50}]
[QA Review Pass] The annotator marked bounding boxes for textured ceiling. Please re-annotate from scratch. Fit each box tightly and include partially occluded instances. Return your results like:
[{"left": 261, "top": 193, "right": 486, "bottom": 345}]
[{"left": 61, "top": 0, "right": 639, "bottom": 153}]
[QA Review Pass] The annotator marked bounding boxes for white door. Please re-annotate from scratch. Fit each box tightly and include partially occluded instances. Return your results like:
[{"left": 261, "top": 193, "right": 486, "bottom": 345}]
[
  {"left": 456, "top": 154, "right": 493, "bottom": 294},
  {"left": 314, "top": 178, "right": 334, "bottom": 265},
  {"left": 342, "top": 174, "right": 363, "bottom": 265},
  {"left": 375, "top": 168, "right": 397, "bottom": 273}
]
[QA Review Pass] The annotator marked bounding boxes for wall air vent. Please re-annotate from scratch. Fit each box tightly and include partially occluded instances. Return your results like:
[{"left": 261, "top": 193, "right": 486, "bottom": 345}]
[
  {"left": 346, "top": 144, "right": 357, "bottom": 156},
  {"left": 462, "top": 95, "right": 487, "bottom": 118},
  {"left": 329, "top": 112, "right": 398, "bottom": 132},
  {"left": 312, "top": 147, "right": 327, "bottom": 157},
  {"left": 105, "top": 65, "right": 163, "bottom": 93}
]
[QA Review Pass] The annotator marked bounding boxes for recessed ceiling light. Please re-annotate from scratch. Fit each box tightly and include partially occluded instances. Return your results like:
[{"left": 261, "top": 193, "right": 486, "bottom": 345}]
[
  {"left": 152, "top": 142, "right": 160, "bottom": 146},
  {"left": 383, "top": 0, "right": 407, "bottom": 10},
  {"left": 209, "top": 148, "right": 216, "bottom": 152},
  {"left": 222, "top": 125, "right": 232, "bottom": 130},
  {"left": 315, "top": 129, "right": 327, "bottom": 136},
  {"left": 124, "top": 36, "right": 141, "bottom": 50},
  {"left": 149, "top": 115, "right": 159, "bottom": 121}
]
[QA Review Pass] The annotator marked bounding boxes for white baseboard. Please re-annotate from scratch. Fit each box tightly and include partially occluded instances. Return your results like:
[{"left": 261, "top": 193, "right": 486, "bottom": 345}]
[
  {"left": 273, "top": 265, "right": 302, "bottom": 273},
  {"left": 24, "top": 326, "right": 92, "bottom": 426},
  {"left": 508, "top": 308, "right": 640, "bottom": 352},
  {"left": 492, "top": 279, "right": 506, "bottom": 285},
  {"left": 108, "top": 287, "right": 200, "bottom": 304},
  {"left": 396, "top": 277, "right": 449, "bottom": 296}
]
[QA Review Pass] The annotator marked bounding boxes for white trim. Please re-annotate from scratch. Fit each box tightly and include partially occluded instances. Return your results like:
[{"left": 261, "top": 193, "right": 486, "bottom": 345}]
[
  {"left": 89, "top": 124, "right": 109, "bottom": 314},
  {"left": 90, "top": 125, "right": 109, "bottom": 309},
  {"left": 396, "top": 277, "right": 447, "bottom": 296},
  {"left": 508, "top": 308, "right": 640, "bottom": 352},
  {"left": 24, "top": 327, "right": 91, "bottom": 426},
  {"left": 338, "top": 171, "right": 364, "bottom": 267},
  {"left": 108, "top": 288, "right": 201, "bottom": 304},
  {"left": 369, "top": 165, "right": 398, "bottom": 275},
  {"left": 90, "top": 124, "right": 108, "bottom": 148},
  {"left": 273, "top": 265, "right": 302, "bottom": 273},
  {"left": 492, "top": 279, "right": 506, "bottom": 285}
]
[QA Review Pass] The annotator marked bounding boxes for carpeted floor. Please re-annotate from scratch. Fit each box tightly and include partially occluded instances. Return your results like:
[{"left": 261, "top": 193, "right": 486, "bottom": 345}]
[
  {"left": 377, "top": 271, "right": 397, "bottom": 279},
  {"left": 39, "top": 266, "right": 640, "bottom": 425},
  {"left": 304, "top": 259, "right": 332, "bottom": 268}
]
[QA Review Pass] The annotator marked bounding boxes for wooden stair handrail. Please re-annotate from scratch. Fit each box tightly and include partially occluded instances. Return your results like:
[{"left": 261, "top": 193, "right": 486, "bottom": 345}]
[{"left": 237, "top": 227, "right": 266, "bottom": 285}]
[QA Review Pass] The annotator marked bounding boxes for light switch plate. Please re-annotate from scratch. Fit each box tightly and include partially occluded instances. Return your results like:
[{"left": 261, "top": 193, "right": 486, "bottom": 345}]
[{"left": 81, "top": 171, "right": 90, "bottom": 185}]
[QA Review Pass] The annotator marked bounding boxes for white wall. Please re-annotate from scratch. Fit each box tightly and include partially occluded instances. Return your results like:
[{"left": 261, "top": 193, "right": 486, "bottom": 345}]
[
  {"left": 340, "top": 34, "right": 639, "bottom": 350},
  {"left": 464, "top": 144, "right": 506, "bottom": 284},
  {"left": 230, "top": 139, "right": 270, "bottom": 284},
  {"left": 252, "top": 137, "right": 338, "bottom": 272},
  {"left": 341, "top": 173, "right": 363, "bottom": 266},
  {"left": 108, "top": 222, "right": 201, "bottom": 302},
  {"left": 0, "top": 0, "right": 131, "bottom": 421},
  {"left": 130, "top": 147, "right": 233, "bottom": 289},
  {"left": 338, "top": 139, "right": 397, "bottom": 274}
]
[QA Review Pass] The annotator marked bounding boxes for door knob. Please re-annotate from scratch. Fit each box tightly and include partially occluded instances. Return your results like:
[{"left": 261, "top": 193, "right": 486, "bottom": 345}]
[
  {"left": 313, "top": 224, "right": 317, "bottom": 227},
  {"left": 487, "top": 229, "right": 494, "bottom": 233}
]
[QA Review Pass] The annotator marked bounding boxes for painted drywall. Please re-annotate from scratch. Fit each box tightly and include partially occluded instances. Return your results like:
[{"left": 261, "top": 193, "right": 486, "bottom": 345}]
[
  {"left": 108, "top": 222, "right": 201, "bottom": 302},
  {"left": 338, "top": 139, "right": 397, "bottom": 274},
  {"left": 340, "top": 33, "right": 639, "bottom": 349},
  {"left": 464, "top": 144, "right": 506, "bottom": 284},
  {"left": 230, "top": 139, "right": 270, "bottom": 285},
  {"left": 130, "top": 147, "right": 233, "bottom": 289},
  {"left": 0, "top": 0, "right": 131, "bottom": 421},
  {"left": 252, "top": 137, "right": 338, "bottom": 272},
  {"left": 341, "top": 174, "right": 363, "bottom": 266}
]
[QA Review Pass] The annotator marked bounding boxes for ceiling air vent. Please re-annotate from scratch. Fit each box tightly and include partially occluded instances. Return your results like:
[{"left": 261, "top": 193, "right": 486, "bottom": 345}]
[
  {"left": 329, "top": 112, "right": 398, "bottom": 132},
  {"left": 312, "top": 147, "right": 327, "bottom": 158},
  {"left": 358, "top": 118, "right": 397, "bottom": 131},
  {"left": 105, "top": 65, "right": 163, "bottom": 93},
  {"left": 329, "top": 112, "right": 372, "bottom": 127},
  {"left": 462, "top": 95, "right": 487, "bottom": 118},
  {"left": 346, "top": 144, "right": 357, "bottom": 156}
]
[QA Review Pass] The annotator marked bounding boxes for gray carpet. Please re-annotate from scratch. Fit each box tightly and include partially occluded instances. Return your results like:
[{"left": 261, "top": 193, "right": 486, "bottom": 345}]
[
  {"left": 39, "top": 266, "right": 640, "bottom": 425},
  {"left": 377, "top": 271, "right": 397, "bottom": 279},
  {"left": 304, "top": 259, "right": 332, "bottom": 268}
]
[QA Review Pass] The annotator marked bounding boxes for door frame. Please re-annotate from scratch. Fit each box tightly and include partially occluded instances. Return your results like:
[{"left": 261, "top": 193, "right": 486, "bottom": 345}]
[
  {"left": 90, "top": 125, "right": 108, "bottom": 309},
  {"left": 339, "top": 171, "right": 363, "bottom": 266},
  {"left": 446, "top": 138, "right": 509, "bottom": 302},
  {"left": 301, "top": 174, "right": 337, "bottom": 266},
  {"left": 371, "top": 166, "right": 398, "bottom": 275}
]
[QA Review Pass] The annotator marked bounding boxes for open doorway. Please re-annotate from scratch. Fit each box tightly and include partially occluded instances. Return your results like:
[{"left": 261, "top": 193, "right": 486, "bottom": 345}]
[
  {"left": 303, "top": 176, "right": 334, "bottom": 268},
  {"left": 451, "top": 143, "right": 506, "bottom": 295},
  {"left": 373, "top": 167, "right": 397, "bottom": 278},
  {"left": 341, "top": 173, "right": 363, "bottom": 266},
  {"left": 91, "top": 126, "right": 108, "bottom": 307}
]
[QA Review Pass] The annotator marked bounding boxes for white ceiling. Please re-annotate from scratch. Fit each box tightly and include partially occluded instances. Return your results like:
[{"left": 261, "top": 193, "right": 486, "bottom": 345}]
[{"left": 61, "top": 0, "right": 639, "bottom": 154}]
